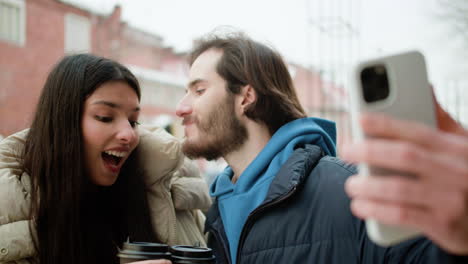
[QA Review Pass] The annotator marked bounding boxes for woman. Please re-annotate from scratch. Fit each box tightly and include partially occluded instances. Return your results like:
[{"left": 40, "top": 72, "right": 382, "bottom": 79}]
[{"left": 0, "top": 54, "right": 211, "bottom": 263}]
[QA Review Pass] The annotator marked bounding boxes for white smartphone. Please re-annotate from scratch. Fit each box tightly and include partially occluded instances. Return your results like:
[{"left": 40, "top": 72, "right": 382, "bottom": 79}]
[{"left": 349, "top": 51, "right": 436, "bottom": 246}]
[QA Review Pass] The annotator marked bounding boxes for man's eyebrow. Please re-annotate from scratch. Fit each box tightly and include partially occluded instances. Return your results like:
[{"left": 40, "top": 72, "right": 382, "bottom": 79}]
[
  {"left": 92, "top": 100, "right": 140, "bottom": 111},
  {"left": 187, "top": 79, "right": 206, "bottom": 89}
]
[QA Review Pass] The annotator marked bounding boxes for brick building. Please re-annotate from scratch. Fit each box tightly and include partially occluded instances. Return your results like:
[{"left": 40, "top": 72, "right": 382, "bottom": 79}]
[{"left": 0, "top": 0, "right": 187, "bottom": 137}]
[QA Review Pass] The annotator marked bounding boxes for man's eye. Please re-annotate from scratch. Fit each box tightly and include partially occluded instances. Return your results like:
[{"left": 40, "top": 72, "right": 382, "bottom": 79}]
[
  {"left": 195, "top": 89, "right": 205, "bottom": 95},
  {"left": 95, "top": 116, "right": 113, "bottom": 123},
  {"left": 129, "top": 120, "right": 140, "bottom": 128}
]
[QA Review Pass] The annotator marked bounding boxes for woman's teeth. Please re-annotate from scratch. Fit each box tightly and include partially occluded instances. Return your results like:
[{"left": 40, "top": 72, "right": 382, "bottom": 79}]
[{"left": 104, "top": 150, "right": 127, "bottom": 158}]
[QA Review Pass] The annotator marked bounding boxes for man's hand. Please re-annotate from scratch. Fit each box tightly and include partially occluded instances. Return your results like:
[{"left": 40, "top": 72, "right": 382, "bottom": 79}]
[{"left": 342, "top": 101, "right": 468, "bottom": 255}]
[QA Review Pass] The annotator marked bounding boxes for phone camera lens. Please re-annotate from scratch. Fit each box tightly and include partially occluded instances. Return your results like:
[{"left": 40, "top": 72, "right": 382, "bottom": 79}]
[{"left": 360, "top": 65, "right": 390, "bottom": 103}]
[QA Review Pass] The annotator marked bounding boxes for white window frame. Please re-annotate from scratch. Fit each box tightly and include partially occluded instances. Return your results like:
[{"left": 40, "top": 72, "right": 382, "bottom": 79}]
[
  {"left": 64, "top": 13, "right": 91, "bottom": 53},
  {"left": 0, "top": 0, "right": 26, "bottom": 46}
]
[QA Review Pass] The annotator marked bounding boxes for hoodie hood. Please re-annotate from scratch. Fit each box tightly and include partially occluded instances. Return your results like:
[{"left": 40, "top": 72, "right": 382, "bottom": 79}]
[{"left": 210, "top": 117, "right": 336, "bottom": 196}]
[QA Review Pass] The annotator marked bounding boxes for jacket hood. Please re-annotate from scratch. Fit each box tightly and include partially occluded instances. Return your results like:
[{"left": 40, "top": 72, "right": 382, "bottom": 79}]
[{"left": 210, "top": 117, "right": 336, "bottom": 197}]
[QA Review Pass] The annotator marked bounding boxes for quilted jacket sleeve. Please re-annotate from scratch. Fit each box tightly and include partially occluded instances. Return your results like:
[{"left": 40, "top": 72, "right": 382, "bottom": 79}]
[
  {"left": 137, "top": 126, "right": 211, "bottom": 212},
  {"left": 171, "top": 157, "right": 211, "bottom": 211},
  {"left": 0, "top": 130, "right": 36, "bottom": 263},
  {"left": 137, "top": 126, "right": 210, "bottom": 246}
]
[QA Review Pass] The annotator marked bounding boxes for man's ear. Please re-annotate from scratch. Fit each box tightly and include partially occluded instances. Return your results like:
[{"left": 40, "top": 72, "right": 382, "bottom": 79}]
[{"left": 239, "top": 84, "right": 257, "bottom": 114}]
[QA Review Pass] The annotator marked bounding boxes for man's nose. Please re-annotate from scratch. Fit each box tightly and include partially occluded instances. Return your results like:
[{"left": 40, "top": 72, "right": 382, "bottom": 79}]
[{"left": 176, "top": 96, "right": 193, "bottom": 118}]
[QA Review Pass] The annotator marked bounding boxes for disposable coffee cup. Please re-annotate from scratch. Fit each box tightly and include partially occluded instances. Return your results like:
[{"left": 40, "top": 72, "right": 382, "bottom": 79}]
[
  {"left": 170, "top": 245, "right": 216, "bottom": 264},
  {"left": 118, "top": 242, "right": 171, "bottom": 264}
]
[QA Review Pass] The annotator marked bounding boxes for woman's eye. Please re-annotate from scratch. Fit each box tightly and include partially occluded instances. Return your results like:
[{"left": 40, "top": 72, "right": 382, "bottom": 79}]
[
  {"left": 195, "top": 89, "right": 205, "bottom": 95},
  {"left": 129, "top": 120, "right": 141, "bottom": 128},
  {"left": 95, "top": 116, "right": 113, "bottom": 123}
]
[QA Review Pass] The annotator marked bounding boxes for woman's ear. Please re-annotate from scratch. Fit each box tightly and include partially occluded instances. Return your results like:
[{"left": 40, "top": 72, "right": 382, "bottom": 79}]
[{"left": 239, "top": 85, "right": 257, "bottom": 114}]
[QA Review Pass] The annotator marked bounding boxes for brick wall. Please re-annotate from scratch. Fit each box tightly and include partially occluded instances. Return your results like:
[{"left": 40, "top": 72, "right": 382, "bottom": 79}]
[{"left": 0, "top": 0, "right": 69, "bottom": 135}]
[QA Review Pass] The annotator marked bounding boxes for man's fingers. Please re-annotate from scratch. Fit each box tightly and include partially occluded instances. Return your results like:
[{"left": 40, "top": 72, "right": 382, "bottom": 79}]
[
  {"left": 346, "top": 175, "right": 429, "bottom": 206},
  {"left": 342, "top": 139, "right": 468, "bottom": 190},
  {"left": 346, "top": 175, "right": 466, "bottom": 212},
  {"left": 359, "top": 113, "right": 468, "bottom": 157},
  {"left": 349, "top": 197, "right": 460, "bottom": 237},
  {"left": 350, "top": 198, "right": 429, "bottom": 230},
  {"left": 360, "top": 113, "right": 438, "bottom": 146},
  {"left": 344, "top": 111, "right": 468, "bottom": 255},
  {"left": 350, "top": 195, "right": 468, "bottom": 255}
]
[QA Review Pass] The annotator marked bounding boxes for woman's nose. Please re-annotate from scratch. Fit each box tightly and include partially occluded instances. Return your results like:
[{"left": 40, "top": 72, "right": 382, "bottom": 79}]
[{"left": 116, "top": 122, "right": 137, "bottom": 144}]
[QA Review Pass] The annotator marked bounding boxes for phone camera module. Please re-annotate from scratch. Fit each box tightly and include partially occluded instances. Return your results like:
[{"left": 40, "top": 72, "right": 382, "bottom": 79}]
[{"left": 360, "top": 65, "right": 390, "bottom": 103}]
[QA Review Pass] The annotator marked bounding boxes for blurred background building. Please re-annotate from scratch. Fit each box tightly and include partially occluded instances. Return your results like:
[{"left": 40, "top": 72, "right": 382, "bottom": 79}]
[
  {"left": 1, "top": 0, "right": 466, "bottom": 178},
  {"left": 0, "top": 0, "right": 188, "bottom": 137},
  {"left": 0, "top": 0, "right": 347, "bottom": 137}
]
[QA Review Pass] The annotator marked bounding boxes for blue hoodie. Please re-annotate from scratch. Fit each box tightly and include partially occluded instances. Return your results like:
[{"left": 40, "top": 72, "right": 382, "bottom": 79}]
[{"left": 209, "top": 117, "right": 337, "bottom": 263}]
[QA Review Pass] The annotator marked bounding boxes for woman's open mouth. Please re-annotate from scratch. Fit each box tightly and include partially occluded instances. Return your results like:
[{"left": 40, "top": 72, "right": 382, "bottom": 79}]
[{"left": 101, "top": 150, "right": 126, "bottom": 173}]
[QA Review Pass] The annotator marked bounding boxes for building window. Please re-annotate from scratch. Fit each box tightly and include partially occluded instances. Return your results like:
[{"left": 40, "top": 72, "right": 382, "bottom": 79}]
[
  {"left": 0, "top": 0, "right": 26, "bottom": 46},
  {"left": 64, "top": 13, "right": 90, "bottom": 53}
]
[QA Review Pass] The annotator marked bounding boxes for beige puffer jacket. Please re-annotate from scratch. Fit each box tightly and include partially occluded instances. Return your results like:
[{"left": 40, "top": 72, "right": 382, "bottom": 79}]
[{"left": 0, "top": 127, "right": 212, "bottom": 263}]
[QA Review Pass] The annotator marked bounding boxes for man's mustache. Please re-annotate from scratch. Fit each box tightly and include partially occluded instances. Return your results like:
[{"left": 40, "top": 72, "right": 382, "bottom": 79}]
[{"left": 182, "top": 116, "right": 197, "bottom": 126}]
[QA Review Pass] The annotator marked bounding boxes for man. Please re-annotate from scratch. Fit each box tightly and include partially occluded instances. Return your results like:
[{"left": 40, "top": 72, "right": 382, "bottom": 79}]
[{"left": 175, "top": 31, "right": 468, "bottom": 263}]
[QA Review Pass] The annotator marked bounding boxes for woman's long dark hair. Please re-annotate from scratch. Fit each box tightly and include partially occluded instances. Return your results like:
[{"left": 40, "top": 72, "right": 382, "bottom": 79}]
[{"left": 23, "top": 54, "right": 158, "bottom": 264}]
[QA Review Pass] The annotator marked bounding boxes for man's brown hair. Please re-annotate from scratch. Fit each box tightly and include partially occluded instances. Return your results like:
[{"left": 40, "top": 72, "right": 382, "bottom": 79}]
[{"left": 189, "top": 31, "right": 307, "bottom": 135}]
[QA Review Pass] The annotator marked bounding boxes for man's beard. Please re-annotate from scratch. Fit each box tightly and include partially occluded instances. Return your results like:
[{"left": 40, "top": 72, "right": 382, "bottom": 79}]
[{"left": 182, "top": 94, "right": 248, "bottom": 161}]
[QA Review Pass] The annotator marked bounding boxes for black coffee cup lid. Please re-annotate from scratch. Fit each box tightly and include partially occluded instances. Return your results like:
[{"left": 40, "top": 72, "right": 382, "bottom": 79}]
[
  {"left": 170, "top": 245, "right": 214, "bottom": 259},
  {"left": 123, "top": 242, "right": 169, "bottom": 253},
  {"left": 117, "top": 252, "right": 172, "bottom": 260}
]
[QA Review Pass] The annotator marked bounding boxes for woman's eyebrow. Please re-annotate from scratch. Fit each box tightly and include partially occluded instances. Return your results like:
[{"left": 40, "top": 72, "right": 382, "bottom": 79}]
[{"left": 92, "top": 100, "right": 140, "bottom": 111}]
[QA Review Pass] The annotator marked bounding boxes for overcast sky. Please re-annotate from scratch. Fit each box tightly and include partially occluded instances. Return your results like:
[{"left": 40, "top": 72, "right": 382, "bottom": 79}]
[{"left": 66, "top": 0, "right": 466, "bottom": 85}]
